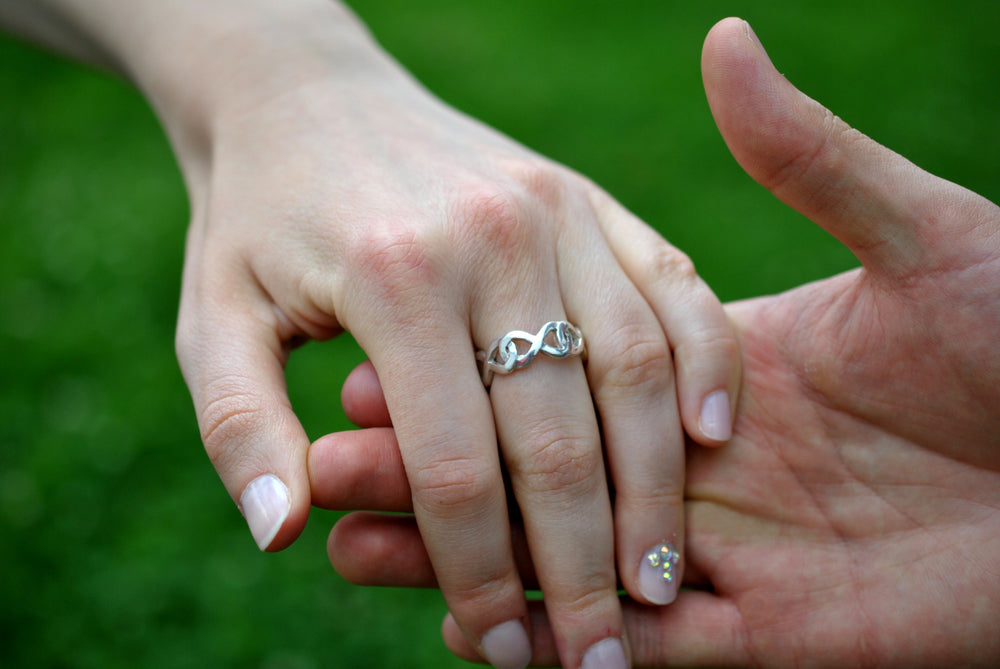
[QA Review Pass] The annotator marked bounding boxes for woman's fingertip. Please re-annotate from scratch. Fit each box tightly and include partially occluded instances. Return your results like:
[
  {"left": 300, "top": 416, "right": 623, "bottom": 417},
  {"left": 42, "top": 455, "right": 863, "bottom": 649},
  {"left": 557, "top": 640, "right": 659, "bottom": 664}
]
[
  {"left": 240, "top": 473, "right": 291, "bottom": 551},
  {"left": 581, "top": 637, "right": 628, "bottom": 669},
  {"left": 482, "top": 619, "right": 532, "bottom": 669},
  {"left": 638, "top": 541, "right": 681, "bottom": 605},
  {"left": 699, "top": 389, "right": 733, "bottom": 442}
]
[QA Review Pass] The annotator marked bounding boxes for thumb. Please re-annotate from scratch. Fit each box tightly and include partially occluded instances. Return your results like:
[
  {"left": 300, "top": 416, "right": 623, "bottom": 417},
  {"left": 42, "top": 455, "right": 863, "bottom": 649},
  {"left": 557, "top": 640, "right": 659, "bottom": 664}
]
[
  {"left": 701, "top": 17, "right": 990, "bottom": 281},
  {"left": 176, "top": 298, "right": 311, "bottom": 552}
]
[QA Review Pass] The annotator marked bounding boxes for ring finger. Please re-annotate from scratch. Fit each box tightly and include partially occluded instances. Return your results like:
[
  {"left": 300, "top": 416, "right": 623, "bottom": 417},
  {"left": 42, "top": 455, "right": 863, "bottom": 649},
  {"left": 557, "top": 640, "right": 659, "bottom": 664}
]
[
  {"left": 477, "top": 310, "right": 626, "bottom": 669},
  {"left": 470, "top": 230, "right": 632, "bottom": 668}
]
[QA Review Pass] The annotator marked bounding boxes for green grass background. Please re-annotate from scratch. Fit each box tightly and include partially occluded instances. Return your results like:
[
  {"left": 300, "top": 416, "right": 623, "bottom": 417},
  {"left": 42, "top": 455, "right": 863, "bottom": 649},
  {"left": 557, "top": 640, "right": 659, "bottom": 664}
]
[{"left": 2, "top": 1, "right": 999, "bottom": 667}]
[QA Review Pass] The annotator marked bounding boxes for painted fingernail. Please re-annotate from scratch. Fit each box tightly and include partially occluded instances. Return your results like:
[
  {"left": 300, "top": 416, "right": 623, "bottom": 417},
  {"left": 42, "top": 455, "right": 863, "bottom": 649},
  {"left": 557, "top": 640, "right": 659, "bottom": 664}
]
[
  {"left": 240, "top": 474, "right": 290, "bottom": 551},
  {"left": 700, "top": 389, "right": 732, "bottom": 441},
  {"left": 581, "top": 637, "right": 627, "bottom": 669},
  {"left": 639, "top": 542, "right": 681, "bottom": 605},
  {"left": 481, "top": 619, "right": 531, "bottom": 669}
]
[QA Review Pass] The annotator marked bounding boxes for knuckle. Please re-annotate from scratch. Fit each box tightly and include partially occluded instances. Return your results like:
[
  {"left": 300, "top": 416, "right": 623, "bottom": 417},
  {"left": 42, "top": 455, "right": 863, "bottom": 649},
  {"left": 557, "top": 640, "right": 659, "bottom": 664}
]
[
  {"left": 643, "top": 243, "right": 699, "bottom": 286},
  {"left": 347, "top": 224, "right": 443, "bottom": 301},
  {"left": 197, "top": 379, "right": 270, "bottom": 465},
  {"left": 673, "top": 321, "right": 740, "bottom": 376},
  {"left": 683, "top": 323, "right": 740, "bottom": 361},
  {"left": 507, "top": 160, "right": 568, "bottom": 209},
  {"left": 547, "top": 581, "right": 616, "bottom": 624},
  {"left": 765, "top": 109, "right": 858, "bottom": 195},
  {"left": 442, "top": 566, "right": 516, "bottom": 608},
  {"left": 619, "top": 485, "right": 685, "bottom": 517},
  {"left": 595, "top": 323, "right": 673, "bottom": 395},
  {"left": 450, "top": 182, "right": 534, "bottom": 261},
  {"left": 511, "top": 426, "right": 600, "bottom": 495},
  {"left": 410, "top": 455, "right": 498, "bottom": 516}
]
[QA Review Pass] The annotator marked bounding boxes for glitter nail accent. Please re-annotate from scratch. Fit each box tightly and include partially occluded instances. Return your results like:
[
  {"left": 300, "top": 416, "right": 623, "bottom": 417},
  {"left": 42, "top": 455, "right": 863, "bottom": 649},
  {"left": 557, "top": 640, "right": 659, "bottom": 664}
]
[{"left": 645, "top": 544, "right": 679, "bottom": 582}]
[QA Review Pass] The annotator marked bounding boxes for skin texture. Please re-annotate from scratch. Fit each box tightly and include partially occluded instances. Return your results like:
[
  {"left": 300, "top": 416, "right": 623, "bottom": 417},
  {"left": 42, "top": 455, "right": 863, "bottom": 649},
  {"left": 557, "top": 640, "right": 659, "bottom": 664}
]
[
  {"left": 310, "top": 18, "right": 1000, "bottom": 668},
  {"left": 0, "top": 2, "right": 740, "bottom": 667}
]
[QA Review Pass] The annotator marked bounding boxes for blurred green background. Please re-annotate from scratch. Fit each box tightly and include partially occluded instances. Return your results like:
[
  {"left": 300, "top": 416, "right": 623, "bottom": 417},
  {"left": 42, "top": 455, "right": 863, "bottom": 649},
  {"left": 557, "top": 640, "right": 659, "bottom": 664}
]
[{"left": 1, "top": 1, "right": 998, "bottom": 667}]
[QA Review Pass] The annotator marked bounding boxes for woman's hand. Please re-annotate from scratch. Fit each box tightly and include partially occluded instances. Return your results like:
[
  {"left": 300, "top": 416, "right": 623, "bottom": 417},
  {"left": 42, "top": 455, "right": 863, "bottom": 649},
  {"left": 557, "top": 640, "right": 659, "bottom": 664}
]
[
  {"left": 174, "top": 8, "right": 740, "bottom": 668},
  {"left": 312, "top": 17, "right": 1000, "bottom": 667},
  {"left": 0, "top": 2, "right": 741, "bottom": 667}
]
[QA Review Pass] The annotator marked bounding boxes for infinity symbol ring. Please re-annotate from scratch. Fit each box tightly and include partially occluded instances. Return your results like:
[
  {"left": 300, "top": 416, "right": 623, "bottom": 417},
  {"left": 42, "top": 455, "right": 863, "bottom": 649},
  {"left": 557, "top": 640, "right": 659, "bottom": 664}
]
[{"left": 476, "top": 320, "right": 586, "bottom": 387}]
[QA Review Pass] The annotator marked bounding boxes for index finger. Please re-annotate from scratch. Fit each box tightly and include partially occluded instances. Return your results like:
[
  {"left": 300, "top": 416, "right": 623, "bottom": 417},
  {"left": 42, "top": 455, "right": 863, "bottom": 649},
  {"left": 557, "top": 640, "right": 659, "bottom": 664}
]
[{"left": 175, "top": 277, "right": 311, "bottom": 552}]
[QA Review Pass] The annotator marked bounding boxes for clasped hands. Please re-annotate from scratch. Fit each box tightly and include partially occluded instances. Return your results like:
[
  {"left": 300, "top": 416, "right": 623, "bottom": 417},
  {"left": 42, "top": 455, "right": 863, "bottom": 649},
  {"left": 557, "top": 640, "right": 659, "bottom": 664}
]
[
  {"left": 304, "top": 18, "right": 1000, "bottom": 668},
  {"left": 108, "top": 5, "right": 999, "bottom": 668},
  {"left": 3, "top": 1, "right": 997, "bottom": 665}
]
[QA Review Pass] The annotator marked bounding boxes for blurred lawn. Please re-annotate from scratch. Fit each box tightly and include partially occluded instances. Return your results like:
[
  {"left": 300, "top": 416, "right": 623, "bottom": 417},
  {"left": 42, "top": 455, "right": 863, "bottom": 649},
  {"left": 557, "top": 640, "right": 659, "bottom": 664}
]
[{"left": 1, "top": 1, "right": 999, "bottom": 667}]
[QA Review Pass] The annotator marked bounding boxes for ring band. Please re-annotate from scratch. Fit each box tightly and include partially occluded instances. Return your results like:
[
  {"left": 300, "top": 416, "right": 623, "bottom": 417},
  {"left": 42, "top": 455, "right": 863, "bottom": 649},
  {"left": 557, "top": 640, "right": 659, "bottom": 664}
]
[{"left": 476, "top": 320, "right": 586, "bottom": 387}]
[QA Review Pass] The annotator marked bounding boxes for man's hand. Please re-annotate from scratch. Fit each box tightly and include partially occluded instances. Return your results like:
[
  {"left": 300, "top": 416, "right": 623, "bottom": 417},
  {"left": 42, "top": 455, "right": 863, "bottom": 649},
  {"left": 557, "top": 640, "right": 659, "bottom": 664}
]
[{"left": 312, "top": 17, "right": 1000, "bottom": 667}]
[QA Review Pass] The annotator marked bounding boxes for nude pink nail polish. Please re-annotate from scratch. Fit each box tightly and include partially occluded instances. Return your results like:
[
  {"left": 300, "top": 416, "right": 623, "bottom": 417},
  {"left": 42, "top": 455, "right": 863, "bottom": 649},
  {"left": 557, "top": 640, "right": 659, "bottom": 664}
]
[
  {"left": 638, "top": 541, "right": 681, "bottom": 605},
  {"left": 581, "top": 637, "right": 627, "bottom": 669},
  {"left": 240, "top": 474, "right": 290, "bottom": 551},
  {"left": 700, "top": 390, "right": 732, "bottom": 441},
  {"left": 481, "top": 619, "right": 531, "bottom": 669}
]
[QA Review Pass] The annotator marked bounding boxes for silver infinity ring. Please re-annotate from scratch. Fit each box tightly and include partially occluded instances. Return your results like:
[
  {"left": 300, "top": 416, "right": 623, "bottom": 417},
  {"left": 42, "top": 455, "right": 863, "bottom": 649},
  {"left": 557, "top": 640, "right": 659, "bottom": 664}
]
[{"left": 476, "top": 320, "right": 586, "bottom": 387}]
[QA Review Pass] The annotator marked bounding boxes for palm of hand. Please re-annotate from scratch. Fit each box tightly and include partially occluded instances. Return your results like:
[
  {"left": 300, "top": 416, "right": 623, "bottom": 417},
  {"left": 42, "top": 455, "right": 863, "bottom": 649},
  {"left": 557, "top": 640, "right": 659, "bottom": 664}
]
[
  {"left": 326, "top": 240, "right": 1000, "bottom": 668},
  {"left": 315, "top": 18, "right": 1000, "bottom": 667},
  {"left": 655, "top": 21, "right": 1000, "bottom": 665},
  {"left": 681, "top": 253, "right": 1000, "bottom": 666}
]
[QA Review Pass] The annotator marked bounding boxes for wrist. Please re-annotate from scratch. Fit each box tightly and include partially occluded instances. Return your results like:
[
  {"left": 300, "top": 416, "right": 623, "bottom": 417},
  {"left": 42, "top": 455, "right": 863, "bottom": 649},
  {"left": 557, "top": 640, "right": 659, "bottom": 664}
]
[
  {"left": 11, "top": 1, "right": 406, "bottom": 180},
  {"left": 120, "top": 1, "right": 401, "bottom": 173}
]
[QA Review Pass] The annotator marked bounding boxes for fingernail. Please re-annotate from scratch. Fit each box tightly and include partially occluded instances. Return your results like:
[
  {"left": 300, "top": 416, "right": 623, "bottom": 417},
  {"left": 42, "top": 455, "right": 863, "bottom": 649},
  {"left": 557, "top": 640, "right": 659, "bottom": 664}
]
[
  {"left": 638, "top": 542, "right": 681, "bottom": 605},
  {"left": 743, "top": 20, "right": 771, "bottom": 62},
  {"left": 240, "top": 474, "right": 290, "bottom": 551},
  {"left": 700, "top": 389, "right": 732, "bottom": 441},
  {"left": 481, "top": 619, "right": 531, "bottom": 669},
  {"left": 581, "top": 637, "right": 627, "bottom": 669}
]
